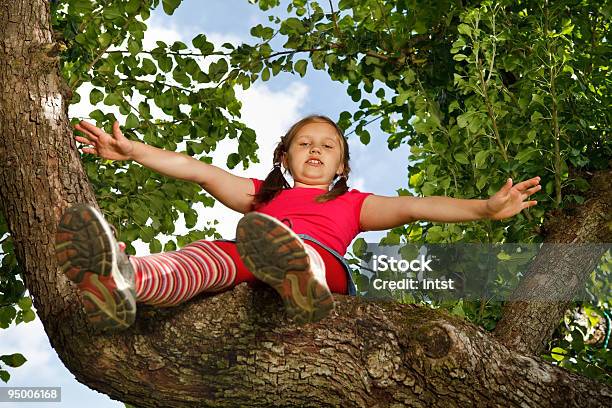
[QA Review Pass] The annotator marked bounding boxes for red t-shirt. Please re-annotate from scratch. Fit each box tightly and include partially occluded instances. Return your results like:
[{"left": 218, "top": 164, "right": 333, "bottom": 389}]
[{"left": 250, "top": 178, "right": 373, "bottom": 256}]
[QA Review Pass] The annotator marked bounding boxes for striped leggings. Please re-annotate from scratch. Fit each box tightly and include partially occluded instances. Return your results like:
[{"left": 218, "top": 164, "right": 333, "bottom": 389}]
[{"left": 127, "top": 240, "right": 348, "bottom": 307}]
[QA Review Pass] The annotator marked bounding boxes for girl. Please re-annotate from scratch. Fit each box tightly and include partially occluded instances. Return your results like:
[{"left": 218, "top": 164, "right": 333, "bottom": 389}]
[{"left": 55, "top": 115, "right": 541, "bottom": 331}]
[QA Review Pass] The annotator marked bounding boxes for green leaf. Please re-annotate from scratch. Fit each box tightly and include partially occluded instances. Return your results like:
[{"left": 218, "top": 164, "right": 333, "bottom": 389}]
[
  {"left": 209, "top": 59, "right": 228, "bottom": 81},
  {"left": 162, "top": 0, "right": 182, "bottom": 15},
  {"left": 426, "top": 225, "right": 444, "bottom": 240},
  {"left": 250, "top": 24, "right": 275, "bottom": 40},
  {"left": 0, "top": 306, "right": 16, "bottom": 327},
  {"left": 526, "top": 129, "right": 537, "bottom": 143},
  {"left": 454, "top": 152, "right": 469, "bottom": 165},
  {"left": 531, "top": 93, "right": 544, "bottom": 106},
  {"left": 140, "top": 226, "right": 155, "bottom": 242},
  {"left": 149, "top": 238, "right": 162, "bottom": 253},
  {"left": 142, "top": 58, "right": 157, "bottom": 75},
  {"left": 403, "top": 69, "right": 415, "bottom": 85},
  {"left": 457, "top": 113, "right": 469, "bottom": 128},
  {"left": 227, "top": 153, "right": 241, "bottom": 169},
  {"left": 399, "top": 244, "right": 419, "bottom": 261},
  {"left": 157, "top": 56, "right": 173, "bottom": 73},
  {"left": 98, "top": 32, "right": 112, "bottom": 48},
  {"left": 104, "top": 92, "right": 122, "bottom": 106},
  {"left": 17, "top": 297, "right": 32, "bottom": 311},
  {"left": 457, "top": 24, "right": 471, "bottom": 36},
  {"left": 474, "top": 150, "right": 489, "bottom": 169},
  {"left": 409, "top": 171, "right": 424, "bottom": 187},
  {"left": 571, "top": 329, "right": 585, "bottom": 352},
  {"left": 282, "top": 17, "right": 307, "bottom": 34},
  {"left": 396, "top": 92, "right": 410, "bottom": 106},
  {"left": 530, "top": 111, "right": 543, "bottom": 122},
  {"left": 125, "top": 0, "right": 141, "bottom": 15},
  {"left": 356, "top": 127, "right": 370, "bottom": 145},
  {"left": 355, "top": 273, "right": 370, "bottom": 291},
  {"left": 184, "top": 209, "right": 197, "bottom": 229},
  {"left": 573, "top": 177, "right": 590, "bottom": 192},
  {"left": 561, "top": 23, "right": 574, "bottom": 35},
  {"left": 515, "top": 148, "right": 537, "bottom": 164},
  {"left": 551, "top": 347, "right": 567, "bottom": 362},
  {"left": 496, "top": 251, "right": 511, "bottom": 261},
  {"left": 164, "top": 240, "right": 177, "bottom": 252},
  {"left": 545, "top": 180, "right": 554, "bottom": 195},
  {"left": 102, "top": 6, "right": 122, "bottom": 20},
  {"left": 451, "top": 38, "right": 466, "bottom": 49},
  {"left": 294, "top": 60, "right": 307, "bottom": 77},
  {"left": 0, "top": 353, "right": 26, "bottom": 368},
  {"left": 89, "top": 89, "right": 104, "bottom": 105},
  {"left": 261, "top": 67, "right": 270, "bottom": 81},
  {"left": 476, "top": 174, "right": 488, "bottom": 191},
  {"left": 192, "top": 34, "right": 214, "bottom": 54},
  {"left": 421, "top": 182, "right": 436, "bottom": 196},
  {"left": 128, "top": 39, "right": 141, "bottom": 55},
  {"left": 170, "top": 41, "right": 188, "bottom": 51},
  {"left": 451, "top": 300, "right": 465, "bottom": 318},
  {"left": 173, "top": 199, "right": 189, "bottom": 213},
  {"left": 0, "top": 370, "right": 9, "bottom": 383},
  {"left": 22, "top": 309, "right": 35, "bottom": 323},
  {"left": 352, "top": 238, "right": 367, "bottom": 258},
  {"left": 125, "top": 113, "right": 139, "bottom": 129}
]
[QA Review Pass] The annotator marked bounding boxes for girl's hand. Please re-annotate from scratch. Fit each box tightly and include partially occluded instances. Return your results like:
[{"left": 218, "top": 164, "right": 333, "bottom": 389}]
[
  {"left": 74, "top": 120, "right": 134, "bottom": 161},
  {"left": 485, "top": 176, "right": 541, "bottom": 220}
]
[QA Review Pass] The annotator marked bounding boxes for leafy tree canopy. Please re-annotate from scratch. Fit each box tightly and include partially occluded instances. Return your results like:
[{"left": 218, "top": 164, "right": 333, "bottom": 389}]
[{"left": 1, "top": 0, "right": 609, "bottom": 384}]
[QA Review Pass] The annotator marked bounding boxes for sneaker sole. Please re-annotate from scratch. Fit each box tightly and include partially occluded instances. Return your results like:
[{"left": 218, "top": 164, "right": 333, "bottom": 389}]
[
  {"left": 55, "top": 204, "right": 136, "bottom": 331},
  {"left": 236, "top": 212, "right": 334, "bottom": 324}
]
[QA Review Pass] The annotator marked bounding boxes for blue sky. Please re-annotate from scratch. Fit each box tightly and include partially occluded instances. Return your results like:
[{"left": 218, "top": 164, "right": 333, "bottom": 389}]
[{"left": 0, "top": 1, "right": 410, "bottom": 406}]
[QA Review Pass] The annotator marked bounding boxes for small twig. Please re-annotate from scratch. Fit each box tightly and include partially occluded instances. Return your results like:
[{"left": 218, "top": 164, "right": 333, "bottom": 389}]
[
  {"left": 376, "top": 0, "right": 395, "bottom": 46},
  {"left": 111, "top": 75, "right": 197, "bottom": 94},
  {"left": 365, "top": 50, "right": 390, "bottom": 61},
  {"left": 344, "top": 113, "right": 386, "bottom": 137},
  {"left": 485, "top": 5, "right": 498, "bottom": 84},
  {"left": 85, "top": 19, "right": 133, "bottom": 75},
  {"left": 327, "top": 0, "right": 342, "bottom": 39},
  {"left": 104, "top": 50, "right": 232, "bottom": 57}
]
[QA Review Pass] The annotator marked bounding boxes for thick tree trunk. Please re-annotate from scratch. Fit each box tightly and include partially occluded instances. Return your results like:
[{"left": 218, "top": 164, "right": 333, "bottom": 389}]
[
  {"left": 1, "top": 1, "right": 611, "bottom": 407},
  {"left": 494, "top": 168, "right": 612, "bottom": 355}
]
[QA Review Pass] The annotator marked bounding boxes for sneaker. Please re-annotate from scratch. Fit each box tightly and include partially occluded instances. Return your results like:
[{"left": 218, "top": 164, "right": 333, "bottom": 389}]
[
  {"left": 55, "top": 203, "right": 136, "bottom": 331},
  {"left": 236, "top": 212, "right": 335, "bottom": 324}
]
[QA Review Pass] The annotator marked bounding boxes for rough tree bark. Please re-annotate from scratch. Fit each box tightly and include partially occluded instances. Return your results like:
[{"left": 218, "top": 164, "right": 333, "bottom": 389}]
[
  {"left": 494, "top": 169, "right": 612, "bottom": 355},
  {"left": 1, "top": 1, "right": 610, "bottom": 407}
]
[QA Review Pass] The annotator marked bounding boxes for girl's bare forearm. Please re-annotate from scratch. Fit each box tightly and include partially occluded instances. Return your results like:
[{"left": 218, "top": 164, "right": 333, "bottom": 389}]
[
  {"left": 129, "top": 141, "right": 205, "bottom": 183},
  {"left": 409, "top": 196, "right": 491, "bottom": 223}
]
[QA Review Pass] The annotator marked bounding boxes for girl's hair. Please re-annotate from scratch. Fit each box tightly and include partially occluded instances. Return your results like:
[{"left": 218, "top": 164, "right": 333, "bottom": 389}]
[{"left": 252, "top": 114, "right": 351, "bottom": 209}]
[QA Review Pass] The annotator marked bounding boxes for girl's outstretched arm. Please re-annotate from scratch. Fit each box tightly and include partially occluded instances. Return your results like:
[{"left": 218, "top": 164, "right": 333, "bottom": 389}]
[
  {"left": 75, "top": 120, "right": 256, "bottom": 213},
  {"left": 359, "top": 176, "right": 541, "bottom": 231}
]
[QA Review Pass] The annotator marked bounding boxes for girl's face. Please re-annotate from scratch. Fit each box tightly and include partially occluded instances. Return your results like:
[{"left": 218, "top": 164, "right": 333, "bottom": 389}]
[{"left": 282, "top": 121, "right": 345, "bottom": 189}]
